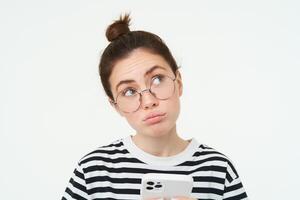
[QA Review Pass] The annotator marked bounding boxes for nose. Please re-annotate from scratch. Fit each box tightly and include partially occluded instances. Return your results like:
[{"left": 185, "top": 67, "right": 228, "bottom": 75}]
[{"left": 140, "top": 89, "right": 159, "bottom": 110}]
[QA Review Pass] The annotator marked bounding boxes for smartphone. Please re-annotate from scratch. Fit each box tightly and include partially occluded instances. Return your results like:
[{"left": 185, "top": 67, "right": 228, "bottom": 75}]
[{"left": 140, "top": 173, "right": 193, "bottom": 200}]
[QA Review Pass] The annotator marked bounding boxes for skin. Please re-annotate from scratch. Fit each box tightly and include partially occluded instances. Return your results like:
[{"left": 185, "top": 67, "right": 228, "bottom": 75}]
[
  {"left": 109, "top": 48, "right": 196, "bottom": 200},
  {"left": 148, "top": 198, "right": 197, "bottom": 200}
]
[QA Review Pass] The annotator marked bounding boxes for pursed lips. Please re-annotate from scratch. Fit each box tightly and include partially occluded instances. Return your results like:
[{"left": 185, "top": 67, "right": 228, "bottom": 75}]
[{"left": 143, "top": 113, "right": 166, "bottom": 121}]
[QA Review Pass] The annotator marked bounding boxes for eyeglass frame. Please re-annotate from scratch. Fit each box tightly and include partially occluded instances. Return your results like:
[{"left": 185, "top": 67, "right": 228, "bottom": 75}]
[{"left": 111, "top": 74, "right": 177, "bottom": 113}]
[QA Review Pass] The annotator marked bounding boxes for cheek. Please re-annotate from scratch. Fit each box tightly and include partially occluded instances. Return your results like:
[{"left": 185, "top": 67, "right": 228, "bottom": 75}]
[
  {"left": 166, "top": 96, "right": 181, "bottom": 122},
  {"left": 168, "top": 90, "right": 181, "bottom": 108},
  {"left": 168, "top": 98, "right": 181, "bottom": 117},
  {"left": 123, "top": 113, "right": 141, "bottom": 130},
  {"left": 121, "top": 95, "right": 181, "bottom": 131}
]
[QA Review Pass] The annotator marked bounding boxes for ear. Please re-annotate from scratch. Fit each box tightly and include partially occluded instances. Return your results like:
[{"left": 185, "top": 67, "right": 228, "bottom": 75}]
[
  {"left": 108, "top": 98, "right": 124, "bottom": 117},
  {"left": 175, "top": 70, "right": 183, "bottom": 96}
]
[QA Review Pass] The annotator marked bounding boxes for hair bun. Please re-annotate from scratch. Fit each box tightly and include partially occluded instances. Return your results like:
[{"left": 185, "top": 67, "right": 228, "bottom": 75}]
[{"left": 106, "top": 14, "right": 131, "bottom": 42}]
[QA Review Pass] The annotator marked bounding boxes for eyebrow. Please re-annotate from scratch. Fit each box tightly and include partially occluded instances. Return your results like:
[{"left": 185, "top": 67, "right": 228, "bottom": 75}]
[{"left": 115, "top": 65, "right": 167, "bottom": 92}]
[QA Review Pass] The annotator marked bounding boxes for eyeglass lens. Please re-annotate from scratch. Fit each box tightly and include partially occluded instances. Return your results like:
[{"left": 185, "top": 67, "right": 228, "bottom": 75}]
[{"left": 116, "top": 75, "right": 175, "bottom": 113}]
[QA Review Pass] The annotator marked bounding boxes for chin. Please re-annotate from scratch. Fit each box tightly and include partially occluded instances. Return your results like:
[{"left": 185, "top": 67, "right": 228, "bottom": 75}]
[{"left": 141, "top": 122, "right": 175, "bottom": 138}]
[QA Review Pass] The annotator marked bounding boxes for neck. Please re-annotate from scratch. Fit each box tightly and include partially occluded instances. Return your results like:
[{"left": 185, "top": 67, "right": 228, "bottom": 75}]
[{"left": 131, "top": 126, "right": 189, "bottom": 157}]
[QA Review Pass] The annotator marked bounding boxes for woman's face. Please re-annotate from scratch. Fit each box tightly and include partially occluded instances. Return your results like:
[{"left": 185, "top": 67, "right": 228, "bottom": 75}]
[{"left": 109, "top": 48, "right": 182, "bottom": 138}]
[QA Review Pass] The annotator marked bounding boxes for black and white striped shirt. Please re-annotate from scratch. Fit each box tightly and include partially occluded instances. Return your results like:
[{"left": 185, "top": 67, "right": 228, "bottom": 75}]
[{"left": 62, "top": 136, "right": 248, "bottom": 200}]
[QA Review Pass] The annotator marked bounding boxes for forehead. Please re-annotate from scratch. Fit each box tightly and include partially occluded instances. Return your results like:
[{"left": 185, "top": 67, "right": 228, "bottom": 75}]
[{"left": 109, "top": 49, "right": 173, "bottom": 87}]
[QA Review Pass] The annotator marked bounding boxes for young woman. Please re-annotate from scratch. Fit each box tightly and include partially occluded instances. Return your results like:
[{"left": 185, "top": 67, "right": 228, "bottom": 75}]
[{"left": 62, "top": 14, "right": 248, "bottom": 200}]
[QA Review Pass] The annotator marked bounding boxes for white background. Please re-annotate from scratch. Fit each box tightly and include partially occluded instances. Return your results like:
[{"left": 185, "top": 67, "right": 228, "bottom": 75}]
[{"left": 1, "top": 0, "right": 299, "bottom": 199}]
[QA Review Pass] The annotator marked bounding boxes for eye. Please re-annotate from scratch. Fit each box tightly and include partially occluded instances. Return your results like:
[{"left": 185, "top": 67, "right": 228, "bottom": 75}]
[
  {"left": 122, "top": 88, "right": 137, "bottom": 97},
  {"left": 152, "top": 75, "right": 165, "bottom": 86}
]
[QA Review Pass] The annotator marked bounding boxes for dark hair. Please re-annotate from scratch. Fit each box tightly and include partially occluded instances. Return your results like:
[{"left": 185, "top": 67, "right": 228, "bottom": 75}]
[{"left": 99, "top": 14, "right": 179, "bottom": 100}]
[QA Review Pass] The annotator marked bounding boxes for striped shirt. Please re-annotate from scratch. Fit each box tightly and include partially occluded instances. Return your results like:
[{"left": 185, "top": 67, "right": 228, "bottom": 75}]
[{"left": 62, "top": 136, "right": 248, "bottom": 200}]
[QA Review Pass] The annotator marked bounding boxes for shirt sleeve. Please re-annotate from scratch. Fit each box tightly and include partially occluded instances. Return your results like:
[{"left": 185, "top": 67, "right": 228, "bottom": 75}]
[
  {"left": 61, "top": 162, "right": 90, "bottom": 200},
  {"left": 222, "top": 160, "right": 248, "bottom": 200}
]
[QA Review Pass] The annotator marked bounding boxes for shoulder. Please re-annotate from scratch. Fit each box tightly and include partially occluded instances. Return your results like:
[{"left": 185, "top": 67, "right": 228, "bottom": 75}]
[
  {"left": 194, "top": 143, "right": 230, "bottom": 161},
  {"left": 196, "top": 144, "right": 240, "bottom": 179},
  {"left": 193, "top": 144, "right": 237, "bottom": 169},
  {"left": 77, "top": 138, "right": 130, "bottom": 166}
]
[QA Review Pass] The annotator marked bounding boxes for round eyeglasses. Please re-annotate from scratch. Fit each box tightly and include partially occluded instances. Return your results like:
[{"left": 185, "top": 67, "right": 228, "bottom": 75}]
[{"left": 112, "top": 74, "right": 176, "bottom": 113}]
